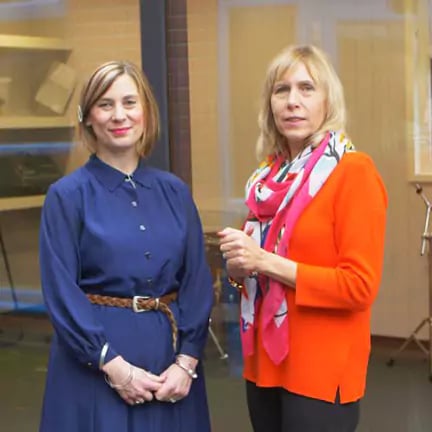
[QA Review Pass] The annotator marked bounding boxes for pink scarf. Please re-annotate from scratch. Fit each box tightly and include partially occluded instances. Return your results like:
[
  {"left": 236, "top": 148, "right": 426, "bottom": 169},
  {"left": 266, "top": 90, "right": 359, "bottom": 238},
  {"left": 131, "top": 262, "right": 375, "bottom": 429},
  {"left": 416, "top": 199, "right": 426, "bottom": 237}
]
[{"left": 241, "top": 131, "right": 354, "bottom": 365}]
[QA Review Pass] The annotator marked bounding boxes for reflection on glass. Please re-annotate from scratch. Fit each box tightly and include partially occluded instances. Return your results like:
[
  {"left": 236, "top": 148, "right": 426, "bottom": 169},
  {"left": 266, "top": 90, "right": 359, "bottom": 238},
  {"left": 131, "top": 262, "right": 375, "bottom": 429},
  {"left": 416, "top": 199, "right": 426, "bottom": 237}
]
[{"left": 201, "top": 209, "right": 246, "bottom": 377}]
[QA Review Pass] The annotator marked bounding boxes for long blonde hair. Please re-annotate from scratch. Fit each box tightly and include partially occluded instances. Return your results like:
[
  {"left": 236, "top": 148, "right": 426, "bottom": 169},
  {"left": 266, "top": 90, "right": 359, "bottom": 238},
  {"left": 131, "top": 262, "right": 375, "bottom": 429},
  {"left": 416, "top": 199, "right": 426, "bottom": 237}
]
[{"left": 256, "top": 45, "right": 346, "bottom": 160}]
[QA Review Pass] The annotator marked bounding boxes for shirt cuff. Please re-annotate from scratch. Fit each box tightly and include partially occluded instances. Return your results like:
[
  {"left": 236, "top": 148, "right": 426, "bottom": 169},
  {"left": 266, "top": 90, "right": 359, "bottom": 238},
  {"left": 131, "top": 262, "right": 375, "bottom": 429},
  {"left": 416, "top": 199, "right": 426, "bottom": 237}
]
[
  {"left": 178, "top": 341, "right": 201, "bottom": 360},
  {"left": 84, "top": 344, "right": 119, "bottom": 371}
]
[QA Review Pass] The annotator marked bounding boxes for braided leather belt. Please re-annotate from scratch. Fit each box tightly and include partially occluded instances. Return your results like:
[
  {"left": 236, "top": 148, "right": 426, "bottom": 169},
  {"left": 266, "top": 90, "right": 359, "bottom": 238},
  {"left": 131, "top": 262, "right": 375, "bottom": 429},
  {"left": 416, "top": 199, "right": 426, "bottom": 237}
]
[{"left": 87, "top": 292, "right": 178, "bottom": 351}]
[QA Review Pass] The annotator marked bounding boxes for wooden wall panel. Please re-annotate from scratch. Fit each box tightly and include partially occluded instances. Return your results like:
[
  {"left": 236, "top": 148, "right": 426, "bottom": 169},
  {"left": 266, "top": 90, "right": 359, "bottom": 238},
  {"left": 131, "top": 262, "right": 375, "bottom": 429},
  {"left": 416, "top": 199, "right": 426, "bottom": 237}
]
[{"left": 337, "top": 20, "right": 429, "bottom": 337}]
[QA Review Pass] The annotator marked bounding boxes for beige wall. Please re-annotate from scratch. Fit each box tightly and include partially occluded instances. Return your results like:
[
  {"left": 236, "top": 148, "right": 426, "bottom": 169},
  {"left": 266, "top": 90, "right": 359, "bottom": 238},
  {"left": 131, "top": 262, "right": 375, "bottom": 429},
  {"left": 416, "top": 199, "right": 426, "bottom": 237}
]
[
  {"left": 0, "top": 0, "right": 142, "bottom": 294},
  {"left": 228, "top": 5, "right": 297, "bottom": 197},
  {"left": 187, "top": 0, "right": 222, "bottom": 217},
  {"left": 187, "top": 1, "right": 296, "bottom": 222},
  {"left": 336, "top": 19, "right": 428, "bottom": 338},
  {"left": 186, "top": 0, "right": 432, "bottom": 339}
]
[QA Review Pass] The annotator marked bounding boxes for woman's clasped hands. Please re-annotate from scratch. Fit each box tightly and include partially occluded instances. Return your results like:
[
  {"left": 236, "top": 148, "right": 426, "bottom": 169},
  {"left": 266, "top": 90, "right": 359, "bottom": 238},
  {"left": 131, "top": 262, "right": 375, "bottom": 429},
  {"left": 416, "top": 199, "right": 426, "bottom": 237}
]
[{"left": 102, "top": 355, "right": 197, "bottom": 406}]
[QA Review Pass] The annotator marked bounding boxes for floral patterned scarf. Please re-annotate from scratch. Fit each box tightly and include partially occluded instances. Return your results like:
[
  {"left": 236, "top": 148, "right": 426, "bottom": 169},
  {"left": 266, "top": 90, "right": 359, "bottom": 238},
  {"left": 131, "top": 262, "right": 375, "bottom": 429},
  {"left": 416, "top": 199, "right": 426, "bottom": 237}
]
[{"left": 241, "top": 130, "right": 355, "bottom": 365}]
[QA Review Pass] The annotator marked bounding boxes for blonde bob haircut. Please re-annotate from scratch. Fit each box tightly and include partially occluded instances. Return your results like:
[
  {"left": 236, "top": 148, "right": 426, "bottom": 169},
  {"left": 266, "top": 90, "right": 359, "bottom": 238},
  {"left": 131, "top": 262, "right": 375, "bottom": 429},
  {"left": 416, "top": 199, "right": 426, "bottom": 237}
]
[
  {"left": 256, "top": 44, "right": 346, "bottom": 161},
  {"left": 77, "top": 60, "right": 160, "bottom": 157}
]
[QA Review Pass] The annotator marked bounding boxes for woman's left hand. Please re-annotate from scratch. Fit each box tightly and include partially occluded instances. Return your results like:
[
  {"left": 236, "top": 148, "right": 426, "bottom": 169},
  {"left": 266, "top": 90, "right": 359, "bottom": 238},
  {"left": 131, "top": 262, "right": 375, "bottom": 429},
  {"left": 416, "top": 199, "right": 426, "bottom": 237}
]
[
  {"left": 218, "top": 227, "right": 263, "bottom": 278},
  {"left": 153, "top": 363, "right": 192, "bottom": 403}
]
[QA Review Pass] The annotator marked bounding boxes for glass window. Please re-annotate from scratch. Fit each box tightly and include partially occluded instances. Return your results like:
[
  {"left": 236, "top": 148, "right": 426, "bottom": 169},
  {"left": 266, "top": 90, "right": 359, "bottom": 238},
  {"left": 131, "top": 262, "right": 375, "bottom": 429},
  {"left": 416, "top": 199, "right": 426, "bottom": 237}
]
[
  {"left": 0, "top": 0, "right": 142, "bottom": 310},
  {"left": 187, "top": 3, "right": 432, "bottom": 429}
]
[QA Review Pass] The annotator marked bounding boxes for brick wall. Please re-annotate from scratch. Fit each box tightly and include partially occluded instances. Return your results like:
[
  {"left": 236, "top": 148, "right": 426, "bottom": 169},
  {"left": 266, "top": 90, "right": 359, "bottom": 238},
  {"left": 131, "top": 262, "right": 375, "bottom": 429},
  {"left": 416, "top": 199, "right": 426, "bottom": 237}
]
[
  {"left": 166, "top": 0, "right": 192, "bottom": 186},
  {"left": 67, "top": 0, "right": 141, "bottom": 78},
  {"left": 67, "top": 0, "right": 194, "bottom": 185},
  {"left": 65, "top": 0, "right": 142, "bottom": 171}
]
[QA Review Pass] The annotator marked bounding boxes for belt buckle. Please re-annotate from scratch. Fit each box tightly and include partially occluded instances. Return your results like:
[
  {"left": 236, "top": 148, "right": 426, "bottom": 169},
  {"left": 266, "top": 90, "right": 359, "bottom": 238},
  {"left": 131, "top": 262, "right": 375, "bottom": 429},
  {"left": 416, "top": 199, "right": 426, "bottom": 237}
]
[{"left": 132, "top": 296, "right": 150, "bottom": 313}]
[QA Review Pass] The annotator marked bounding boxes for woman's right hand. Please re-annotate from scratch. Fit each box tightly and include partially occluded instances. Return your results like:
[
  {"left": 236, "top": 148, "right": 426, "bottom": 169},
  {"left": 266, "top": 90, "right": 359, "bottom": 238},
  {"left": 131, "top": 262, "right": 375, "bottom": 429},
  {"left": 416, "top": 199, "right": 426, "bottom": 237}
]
[{"left": 102, "top": 356, "right": 165, "bottom": 405}]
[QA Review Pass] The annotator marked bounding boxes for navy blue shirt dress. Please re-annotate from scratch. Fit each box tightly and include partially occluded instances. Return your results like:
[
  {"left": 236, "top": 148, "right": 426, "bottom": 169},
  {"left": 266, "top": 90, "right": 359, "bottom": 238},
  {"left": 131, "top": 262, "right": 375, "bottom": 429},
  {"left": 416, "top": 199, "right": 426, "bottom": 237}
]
[{"left": 39, "top": 155, "right": 214, "bottom": 432}]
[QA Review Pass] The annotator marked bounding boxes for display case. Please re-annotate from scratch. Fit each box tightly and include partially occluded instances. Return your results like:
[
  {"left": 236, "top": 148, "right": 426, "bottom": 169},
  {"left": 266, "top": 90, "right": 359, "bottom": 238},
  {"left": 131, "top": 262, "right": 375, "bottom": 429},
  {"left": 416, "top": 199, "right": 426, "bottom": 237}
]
[{"left": 0, "top": 33, "right": 75, "bottom": 211}]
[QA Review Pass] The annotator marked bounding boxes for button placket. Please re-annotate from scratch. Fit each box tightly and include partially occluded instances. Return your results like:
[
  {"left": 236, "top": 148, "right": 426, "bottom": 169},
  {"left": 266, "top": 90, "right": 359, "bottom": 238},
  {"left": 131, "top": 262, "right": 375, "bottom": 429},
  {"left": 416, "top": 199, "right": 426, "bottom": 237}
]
[
  {"left": 123, "top": 176, "right": 139, "bottom": 208},
  {"left": 122, "top": 177, "right": 146, "bottom": 234}
]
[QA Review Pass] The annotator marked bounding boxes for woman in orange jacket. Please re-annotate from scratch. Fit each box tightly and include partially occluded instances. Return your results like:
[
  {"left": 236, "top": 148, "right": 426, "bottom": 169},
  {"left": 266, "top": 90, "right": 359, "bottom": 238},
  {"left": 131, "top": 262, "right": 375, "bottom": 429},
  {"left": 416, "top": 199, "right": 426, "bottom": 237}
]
[{"left": 218, "top": 45, "right": 387, "bottom": 432}]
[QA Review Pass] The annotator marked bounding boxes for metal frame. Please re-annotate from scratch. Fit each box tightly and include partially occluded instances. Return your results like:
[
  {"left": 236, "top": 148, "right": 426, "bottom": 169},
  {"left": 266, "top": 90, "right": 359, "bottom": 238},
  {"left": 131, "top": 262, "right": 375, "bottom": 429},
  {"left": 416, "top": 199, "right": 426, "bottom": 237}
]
[{"left": 387, "top": 184, "right": 432, "bottom": 381}]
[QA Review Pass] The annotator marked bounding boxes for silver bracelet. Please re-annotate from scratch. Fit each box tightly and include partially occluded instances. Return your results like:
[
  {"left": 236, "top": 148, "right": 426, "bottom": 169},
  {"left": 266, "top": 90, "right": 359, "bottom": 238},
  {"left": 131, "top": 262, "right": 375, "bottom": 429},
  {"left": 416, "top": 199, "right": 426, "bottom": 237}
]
[
  {"left": 99, "top": 342, "right": 110, "bottom": 370},
  {"left": 104, "top": 364, "right": 135, "bottom": 389},
  {"left": 175, "top": 358, "right": 198, "bottom": 379}
]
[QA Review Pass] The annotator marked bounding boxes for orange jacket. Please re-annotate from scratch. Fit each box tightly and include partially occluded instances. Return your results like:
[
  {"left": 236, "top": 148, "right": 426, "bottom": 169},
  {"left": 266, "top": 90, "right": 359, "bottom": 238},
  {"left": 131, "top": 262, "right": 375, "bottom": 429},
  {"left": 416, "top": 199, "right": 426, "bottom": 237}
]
[{"left": 243, "top": 152, "right": 388, "bottom": 403}]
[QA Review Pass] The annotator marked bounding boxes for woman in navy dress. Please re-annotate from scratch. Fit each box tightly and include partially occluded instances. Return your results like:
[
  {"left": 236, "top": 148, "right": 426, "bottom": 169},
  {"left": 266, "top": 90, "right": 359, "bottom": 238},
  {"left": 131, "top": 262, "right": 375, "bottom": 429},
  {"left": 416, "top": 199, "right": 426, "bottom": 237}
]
[{"left": 39, "top": 60, "right": 214, "bottom": 432}]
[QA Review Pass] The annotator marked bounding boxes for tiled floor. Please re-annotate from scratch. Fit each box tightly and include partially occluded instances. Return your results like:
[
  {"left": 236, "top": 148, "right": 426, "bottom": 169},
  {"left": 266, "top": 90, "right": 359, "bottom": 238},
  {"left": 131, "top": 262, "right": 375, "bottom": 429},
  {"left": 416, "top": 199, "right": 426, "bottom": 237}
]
[{"left": 1, "top": 315, "right": 432, "bottom": 432}]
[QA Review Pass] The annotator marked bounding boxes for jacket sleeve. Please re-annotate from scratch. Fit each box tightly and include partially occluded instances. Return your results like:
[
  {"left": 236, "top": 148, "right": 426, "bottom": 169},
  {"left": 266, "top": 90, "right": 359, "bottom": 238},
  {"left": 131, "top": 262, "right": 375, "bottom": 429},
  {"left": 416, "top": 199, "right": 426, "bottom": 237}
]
[
  {"left": 295, "top": 155, "right": 388, "bottom": 311},
  {"left": 176, "top": 185, "right": 214, "bottom": 359},
  {"left": 40, "top": 184, "right": 118, "bottom": 370}
]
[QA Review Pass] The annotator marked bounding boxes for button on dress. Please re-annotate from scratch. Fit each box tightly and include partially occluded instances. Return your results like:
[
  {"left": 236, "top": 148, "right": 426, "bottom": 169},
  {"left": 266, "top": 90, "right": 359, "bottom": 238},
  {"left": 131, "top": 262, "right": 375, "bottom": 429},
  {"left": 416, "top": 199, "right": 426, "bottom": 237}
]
[{"left": 39, "top": 155, "right": 214, "bottom": 432}]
